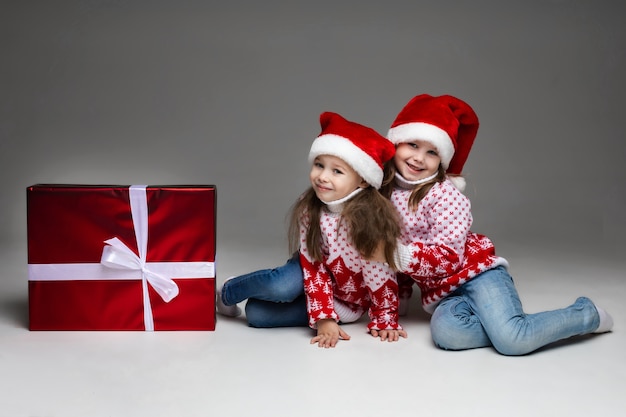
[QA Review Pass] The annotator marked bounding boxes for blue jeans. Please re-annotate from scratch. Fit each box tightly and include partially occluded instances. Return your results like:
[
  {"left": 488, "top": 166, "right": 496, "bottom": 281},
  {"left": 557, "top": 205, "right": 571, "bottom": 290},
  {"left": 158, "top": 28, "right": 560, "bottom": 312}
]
[
  {"left": 430, "top": 266, "right": 601, "bottom": 356},
  {"left": 221, "top": 252, "right": 307, "bottom": 328}
]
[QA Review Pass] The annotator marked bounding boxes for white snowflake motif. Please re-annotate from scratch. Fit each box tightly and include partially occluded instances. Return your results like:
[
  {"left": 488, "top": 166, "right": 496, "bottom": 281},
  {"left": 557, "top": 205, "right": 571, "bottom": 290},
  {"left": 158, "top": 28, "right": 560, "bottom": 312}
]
[
  {"left": 434, "top": 263, "right": 450, "bottom": 275},
  {"left": 466, "top": 243, "right": 480, "bottom": 256},
  {"left": 316, "top": 311, "right": 330, "bottom": 321},
  {"left": 479, "top": 237, "right": 492, "bottom": 250},
  {"left": 379, "top": 311, "right": 393, "bottom": 325}
]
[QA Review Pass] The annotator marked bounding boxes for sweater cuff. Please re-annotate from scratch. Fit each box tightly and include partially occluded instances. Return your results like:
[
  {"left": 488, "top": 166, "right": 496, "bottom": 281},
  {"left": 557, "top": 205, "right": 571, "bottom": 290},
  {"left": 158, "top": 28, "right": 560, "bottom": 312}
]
[
  {"left": 393, "top": 243, "right": 414, "bottom": 272},
  {"left": 367, "top": 321, "right": 403, "bottom": 331}
]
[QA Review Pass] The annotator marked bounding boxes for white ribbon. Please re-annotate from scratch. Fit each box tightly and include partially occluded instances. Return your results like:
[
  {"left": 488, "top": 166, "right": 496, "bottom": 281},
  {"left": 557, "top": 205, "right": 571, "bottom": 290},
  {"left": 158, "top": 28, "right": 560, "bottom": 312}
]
[
  {"left": 100, "top": 185, "right": 168, "bottom": 331},
  {"left": 28, "top": 262, "right": 214, "bottom": 282}
]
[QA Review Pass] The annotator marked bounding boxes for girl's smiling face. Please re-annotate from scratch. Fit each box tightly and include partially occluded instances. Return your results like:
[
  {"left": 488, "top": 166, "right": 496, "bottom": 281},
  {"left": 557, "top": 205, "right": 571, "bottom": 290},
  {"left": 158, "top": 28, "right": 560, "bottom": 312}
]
[
  {"left": 393, "top": 140, "right": 441, "bottom": 181},
  {"left": 310, "top": 154, "right": 366, "bottom": 202}
]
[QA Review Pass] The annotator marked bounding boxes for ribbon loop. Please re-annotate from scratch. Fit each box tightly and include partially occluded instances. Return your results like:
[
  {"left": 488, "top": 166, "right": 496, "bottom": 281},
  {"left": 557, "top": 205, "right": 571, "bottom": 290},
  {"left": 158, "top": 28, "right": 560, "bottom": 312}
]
[
  {"left": 101, "top": 237, "right": 142, "bottom": 270},
  {"left": 101, "top": 237, "right": 180, "bottom": 303}
]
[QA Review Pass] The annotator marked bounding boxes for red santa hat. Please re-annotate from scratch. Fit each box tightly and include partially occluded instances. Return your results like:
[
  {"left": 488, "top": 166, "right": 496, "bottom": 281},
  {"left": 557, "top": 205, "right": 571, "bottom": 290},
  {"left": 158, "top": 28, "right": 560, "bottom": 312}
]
[
  {"left": 387, "top": 94, "right": 479, "bottom": 191},
  {"left": 309, "top": 112, "right": 395, "bottom": 189}
]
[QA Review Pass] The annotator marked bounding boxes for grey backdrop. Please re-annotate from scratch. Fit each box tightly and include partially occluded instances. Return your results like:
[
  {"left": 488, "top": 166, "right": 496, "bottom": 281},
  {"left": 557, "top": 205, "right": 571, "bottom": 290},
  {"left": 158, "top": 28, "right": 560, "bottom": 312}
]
[{"left": 2, "top": 1, "right": 625, "bottom": 258}]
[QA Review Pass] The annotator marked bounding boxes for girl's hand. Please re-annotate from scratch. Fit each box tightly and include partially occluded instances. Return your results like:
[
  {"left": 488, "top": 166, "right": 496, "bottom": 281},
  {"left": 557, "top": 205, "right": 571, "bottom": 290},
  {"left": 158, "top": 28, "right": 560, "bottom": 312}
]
[
  {"left": 370, "top": 329, "right": 408, "bottom": 342},
  {"left": 311, "top": 319, "right": 351, "bottom": 348}
]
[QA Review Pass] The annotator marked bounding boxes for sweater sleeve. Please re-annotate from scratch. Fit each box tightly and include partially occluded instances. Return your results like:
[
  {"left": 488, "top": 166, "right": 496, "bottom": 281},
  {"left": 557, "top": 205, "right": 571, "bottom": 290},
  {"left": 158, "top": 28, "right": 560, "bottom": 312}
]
[
  {"left": 396, "top": 183, "right": 472, "bottom": 278},
  {"left": 298, "top": 219, "right": 339, "bottom": 329},
  {"left": 300, "top": 253, "right": 339, "bottom": 328},
  {"left": 362, "top": 260, "right": 402, "bottom": 331}
]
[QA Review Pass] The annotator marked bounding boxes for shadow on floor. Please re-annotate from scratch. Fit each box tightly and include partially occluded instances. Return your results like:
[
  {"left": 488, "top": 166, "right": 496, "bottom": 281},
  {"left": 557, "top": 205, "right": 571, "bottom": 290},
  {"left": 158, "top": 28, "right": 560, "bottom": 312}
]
[{"left": 0, "top": 295, "right": 29, "bottom": 329}]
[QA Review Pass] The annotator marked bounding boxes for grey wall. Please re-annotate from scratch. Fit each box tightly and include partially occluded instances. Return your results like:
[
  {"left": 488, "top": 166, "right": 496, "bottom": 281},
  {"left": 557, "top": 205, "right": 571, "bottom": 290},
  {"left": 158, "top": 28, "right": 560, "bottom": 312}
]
[{"left": 2, "top": 0, "right": 625, "bottom": 256}]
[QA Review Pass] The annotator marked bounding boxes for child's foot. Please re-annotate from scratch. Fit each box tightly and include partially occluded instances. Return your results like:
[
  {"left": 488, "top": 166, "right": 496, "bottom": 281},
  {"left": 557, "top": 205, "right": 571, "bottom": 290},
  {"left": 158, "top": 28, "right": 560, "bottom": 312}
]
[
  {"left": 593, "top": 305, "right": 613, "bottom": 333},
  {"left": 216, "top": 280, "right": 242, "bottom": 317}
]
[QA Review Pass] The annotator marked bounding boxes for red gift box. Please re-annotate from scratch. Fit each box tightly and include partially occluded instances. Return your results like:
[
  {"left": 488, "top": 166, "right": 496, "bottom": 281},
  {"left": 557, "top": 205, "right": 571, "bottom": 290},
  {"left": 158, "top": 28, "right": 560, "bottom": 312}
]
[{"left": 27, "top": 184, "right": 216, "bottom": 331}]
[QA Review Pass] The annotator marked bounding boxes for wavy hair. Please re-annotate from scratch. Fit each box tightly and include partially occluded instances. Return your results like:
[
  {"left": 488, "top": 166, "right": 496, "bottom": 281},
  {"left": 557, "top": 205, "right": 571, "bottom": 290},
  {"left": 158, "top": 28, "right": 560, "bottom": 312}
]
[{"left": 288, "top": 186, "right": 401, "bottom": 270}]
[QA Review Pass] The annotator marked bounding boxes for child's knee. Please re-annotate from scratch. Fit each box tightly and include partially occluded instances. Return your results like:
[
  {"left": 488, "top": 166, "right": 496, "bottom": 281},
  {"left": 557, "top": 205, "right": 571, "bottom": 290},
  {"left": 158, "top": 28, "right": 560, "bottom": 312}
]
[
  {"left": 431, "top": 325, "right": 479, "bottom": 351},
  {"left": 488, "top": 328, "right": 535, "bottom": 356},
  {"left": 269, "top": 282, "right": 303, "bottom": 303},
  {"left": 491, "top": 340, "right": 532, "bottom": 356},
  {"left": 244, "top": 300, "right": 272, "bottom": 328}
]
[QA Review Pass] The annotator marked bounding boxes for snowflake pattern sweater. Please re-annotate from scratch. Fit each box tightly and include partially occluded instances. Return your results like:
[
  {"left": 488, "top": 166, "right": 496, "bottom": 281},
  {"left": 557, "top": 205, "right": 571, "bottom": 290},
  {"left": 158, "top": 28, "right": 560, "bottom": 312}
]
[
  {"left": 299, "top": 204, "right": 402, "bottom": 331},
  {"left": 391, "top": 178, "right": 508, "bottom": 313}
]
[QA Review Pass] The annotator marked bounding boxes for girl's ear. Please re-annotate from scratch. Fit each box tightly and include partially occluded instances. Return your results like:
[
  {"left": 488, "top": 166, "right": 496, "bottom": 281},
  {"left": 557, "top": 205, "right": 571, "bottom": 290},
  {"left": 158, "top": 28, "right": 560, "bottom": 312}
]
[{"left": 359, "top": 179, "right": 369, "bottom": 189}]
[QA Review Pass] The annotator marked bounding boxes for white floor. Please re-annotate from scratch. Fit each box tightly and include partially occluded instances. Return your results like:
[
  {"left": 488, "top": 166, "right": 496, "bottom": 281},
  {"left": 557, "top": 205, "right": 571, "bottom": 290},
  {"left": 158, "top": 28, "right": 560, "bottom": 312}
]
[{"left": 1, "top": 240, "right": 624, "bottom": 417}]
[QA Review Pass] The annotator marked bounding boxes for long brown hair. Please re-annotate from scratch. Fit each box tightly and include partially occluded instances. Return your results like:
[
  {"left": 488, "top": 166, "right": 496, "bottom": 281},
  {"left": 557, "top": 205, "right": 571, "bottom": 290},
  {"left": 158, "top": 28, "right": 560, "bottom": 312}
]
[
  {"left": 379, "top": 160, "right": 447, "bottom": 210},
  {"left": 288, "top": 186, "right": 401, "bottom": 270}
]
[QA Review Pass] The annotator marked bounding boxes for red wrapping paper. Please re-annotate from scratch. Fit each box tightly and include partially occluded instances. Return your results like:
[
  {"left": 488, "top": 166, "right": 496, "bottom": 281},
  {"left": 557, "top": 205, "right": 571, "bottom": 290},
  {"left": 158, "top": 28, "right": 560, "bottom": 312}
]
[{"left": 27, "top": 184, "right": 216, "bottom": 331}]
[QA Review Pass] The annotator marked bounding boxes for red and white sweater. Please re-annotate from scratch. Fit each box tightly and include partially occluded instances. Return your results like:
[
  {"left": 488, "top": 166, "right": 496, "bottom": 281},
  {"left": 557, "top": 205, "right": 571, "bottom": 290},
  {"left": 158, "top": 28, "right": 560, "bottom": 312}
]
[
  {"left": 391, "top": 179, "right": 508, "bottom": 313},
  {"left": 299, "top": 204, "right": 402, "bottom": 331}
]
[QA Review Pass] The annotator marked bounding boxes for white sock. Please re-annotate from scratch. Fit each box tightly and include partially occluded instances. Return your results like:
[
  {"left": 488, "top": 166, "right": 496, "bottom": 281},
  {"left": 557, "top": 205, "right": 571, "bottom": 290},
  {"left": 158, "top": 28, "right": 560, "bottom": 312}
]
[
  {"left": 215, "top": 280, "right": 242, "bottom": 317},
  {"left": 593, "top": 305, "right": 614, "bottom": 333}
]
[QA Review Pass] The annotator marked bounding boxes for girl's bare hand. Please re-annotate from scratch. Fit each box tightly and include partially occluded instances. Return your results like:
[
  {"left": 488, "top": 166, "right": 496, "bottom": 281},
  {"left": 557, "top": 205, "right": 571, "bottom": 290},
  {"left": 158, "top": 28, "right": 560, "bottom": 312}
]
[
  {"left": 311, "top": 319, "right": 351, "bottom": 348},
  {"left": 370, "top": 329, "right": 408, "bottom": 342}
]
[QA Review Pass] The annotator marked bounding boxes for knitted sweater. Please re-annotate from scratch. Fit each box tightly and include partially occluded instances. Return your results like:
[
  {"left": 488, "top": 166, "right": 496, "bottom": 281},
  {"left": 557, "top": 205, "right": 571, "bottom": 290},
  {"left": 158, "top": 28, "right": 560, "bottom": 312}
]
[
  {"left": 299, "top": 203, "right": 402, "bottom": 331},
  {"left": 391, "top": 179, "right": 508, "bottom": 313}
]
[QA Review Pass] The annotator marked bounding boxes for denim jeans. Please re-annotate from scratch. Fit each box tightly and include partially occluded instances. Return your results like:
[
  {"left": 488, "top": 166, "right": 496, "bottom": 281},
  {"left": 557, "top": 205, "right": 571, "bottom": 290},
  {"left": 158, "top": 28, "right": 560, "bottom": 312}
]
[
  {"left": 430, "top": 266, "right": 601, "bottom": 355},
  {"left": 221, "top": 252, "right": 307, "bottom": 328}
]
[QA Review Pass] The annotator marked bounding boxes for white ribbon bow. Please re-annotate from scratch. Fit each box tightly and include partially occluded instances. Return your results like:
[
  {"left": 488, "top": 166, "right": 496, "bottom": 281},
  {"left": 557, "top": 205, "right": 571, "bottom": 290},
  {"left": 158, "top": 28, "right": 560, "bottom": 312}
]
[{"left": 101, "top": 237, "right": 180, "bottom": 302}]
